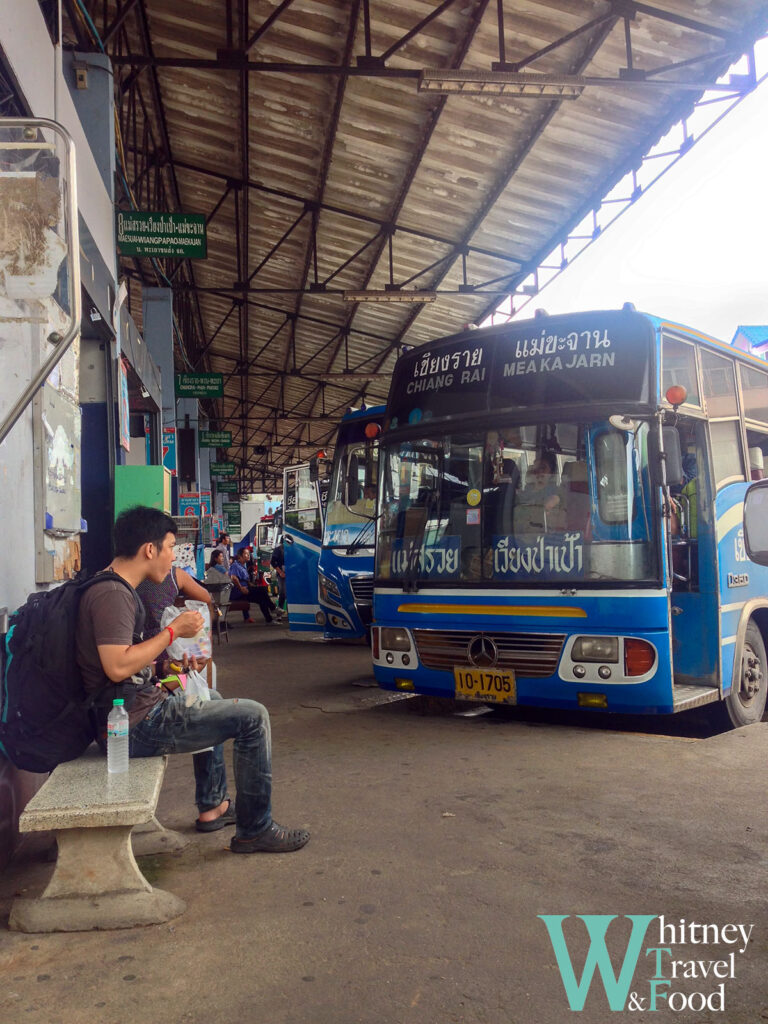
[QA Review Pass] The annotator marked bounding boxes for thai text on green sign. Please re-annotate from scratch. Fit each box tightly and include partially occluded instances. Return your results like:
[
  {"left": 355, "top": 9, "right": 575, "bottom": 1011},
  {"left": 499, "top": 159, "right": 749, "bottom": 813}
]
[
  {"left": 222, "top": 502, "right": 241, "bottom": 531},
  {"left": 199, "top": 430, "right": 232, "bottom": 448},
  {"left": 210, "top": 461, "right": 235, "bottom": 477},
  {"left": 215, "top": 479, "right": 239, "bottom": 493},
  {"left": 117, "top": 211, "right": 207, "bottom": 259},
  {"left": 175, "top": 373, "right": 223, "bottom": 398}
]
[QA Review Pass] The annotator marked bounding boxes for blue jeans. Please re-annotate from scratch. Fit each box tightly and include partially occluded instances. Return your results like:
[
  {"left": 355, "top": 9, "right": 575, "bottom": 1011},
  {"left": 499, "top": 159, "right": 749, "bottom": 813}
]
[{"left": 129, "top": 690, "right": 272, "bottom": 839}]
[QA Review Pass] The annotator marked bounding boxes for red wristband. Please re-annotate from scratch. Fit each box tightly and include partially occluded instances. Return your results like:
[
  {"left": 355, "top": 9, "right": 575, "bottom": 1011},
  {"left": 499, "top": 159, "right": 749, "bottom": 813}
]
[{"left": 166, "top": 625, "right": 174, "bottom": 644}]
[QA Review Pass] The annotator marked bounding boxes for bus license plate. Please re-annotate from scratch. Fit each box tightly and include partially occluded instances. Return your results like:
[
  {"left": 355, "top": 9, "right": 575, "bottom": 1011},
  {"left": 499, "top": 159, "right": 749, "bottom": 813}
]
[{"left": 453, "top": 666, "right": 516, "bottom": 704}]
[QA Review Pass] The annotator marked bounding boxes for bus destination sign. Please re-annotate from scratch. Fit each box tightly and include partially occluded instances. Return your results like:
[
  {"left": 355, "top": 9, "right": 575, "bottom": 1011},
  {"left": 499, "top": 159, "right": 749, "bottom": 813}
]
[
  {"left": 386, "top": 309, "right": 654, "bottom": 428},
  {"left": 117, "top": 211, "right": 207, "bottom": 259},
  {"left": 175, "top": 373, "right": 223, "bottom": 398}
]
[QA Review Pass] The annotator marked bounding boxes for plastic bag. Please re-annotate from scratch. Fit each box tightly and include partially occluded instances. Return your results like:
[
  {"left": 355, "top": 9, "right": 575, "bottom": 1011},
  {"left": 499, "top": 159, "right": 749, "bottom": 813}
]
[
  {"left": 184, "top": 669, "right": 211, "bottom": 702},
  {"left": 160, "top": 601, "right": 213, "bottom": 661},
  {"left": 182, "top": 669, "right": 213, "bottom": 753}
]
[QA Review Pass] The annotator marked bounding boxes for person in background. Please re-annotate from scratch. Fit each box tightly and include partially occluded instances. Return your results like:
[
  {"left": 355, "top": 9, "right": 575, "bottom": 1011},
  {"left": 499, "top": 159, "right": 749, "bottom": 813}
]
[
  {"left": 514, "top": 450, "right": 563, "bottom": 536},
  {"left": 206, "top": 549, "right": 228, "bottom": 576},
  {"left": 136, "top": 560, "right": 214, "bottom": 641},
  {"left": 270, "top": 540, "right": 287, "bottom": 621},
  {"left": 230, "top": 549, "right": 274, "bottom": 624},
  {"left": 213, "top": 532, "right": 231, "bottom": 572}
]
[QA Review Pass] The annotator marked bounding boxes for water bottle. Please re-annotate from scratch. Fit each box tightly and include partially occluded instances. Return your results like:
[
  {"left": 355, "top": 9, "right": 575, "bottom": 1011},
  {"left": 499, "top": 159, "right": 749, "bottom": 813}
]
[{"left": 107, "top": 698, "right": 130, "bottom": 774}]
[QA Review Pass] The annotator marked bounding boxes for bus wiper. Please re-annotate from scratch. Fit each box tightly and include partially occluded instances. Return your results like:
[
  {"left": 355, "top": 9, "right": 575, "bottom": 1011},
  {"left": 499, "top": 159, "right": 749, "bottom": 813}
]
[{"left": 346, "top": 515, "right": 376, "bottom": 554}]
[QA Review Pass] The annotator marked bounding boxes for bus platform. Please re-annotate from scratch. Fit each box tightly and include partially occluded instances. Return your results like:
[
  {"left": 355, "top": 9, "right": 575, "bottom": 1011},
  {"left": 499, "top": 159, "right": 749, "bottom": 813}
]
[{"left": 0, "top": 624, "right": 766, "bottom": 1024}]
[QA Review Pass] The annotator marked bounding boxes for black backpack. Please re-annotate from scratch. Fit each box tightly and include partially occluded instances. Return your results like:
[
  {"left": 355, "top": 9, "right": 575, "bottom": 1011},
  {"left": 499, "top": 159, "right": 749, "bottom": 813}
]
[{"left": 0, "top": 573, "right": 144, "bottom": 773}]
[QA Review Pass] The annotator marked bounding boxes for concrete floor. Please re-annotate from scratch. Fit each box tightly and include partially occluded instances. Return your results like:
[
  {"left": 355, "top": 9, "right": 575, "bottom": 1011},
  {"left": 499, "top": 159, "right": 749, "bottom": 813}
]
[{"left": 0, "top": 622, "right": 766, "bottom": 1024}]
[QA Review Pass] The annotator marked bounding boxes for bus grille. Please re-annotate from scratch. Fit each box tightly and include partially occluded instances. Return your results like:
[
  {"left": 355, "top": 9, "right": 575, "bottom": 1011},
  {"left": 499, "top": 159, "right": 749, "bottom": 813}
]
[
  {"left": 413, "top": 629, "right": 566, "bottom": 677},
  {"left": 350, "top": 575, "right": 374, "bottom": 606}
]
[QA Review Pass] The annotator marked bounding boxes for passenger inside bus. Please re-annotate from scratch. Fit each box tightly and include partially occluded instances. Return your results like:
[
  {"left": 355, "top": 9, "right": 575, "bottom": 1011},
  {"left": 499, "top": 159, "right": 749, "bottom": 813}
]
[{"left": 513, "top": 450, "right": 563, "bottom": 536}]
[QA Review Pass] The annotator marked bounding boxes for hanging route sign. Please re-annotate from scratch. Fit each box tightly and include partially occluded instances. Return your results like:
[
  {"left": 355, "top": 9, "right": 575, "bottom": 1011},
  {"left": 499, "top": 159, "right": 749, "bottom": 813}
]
[
  {"left": 199, "top": 430, "right": 232, "bottom": 448},
  {"left": 222, "top": 502, "right": 242, "bottom": 532},
  {"left": 117, "top": 211, "right": 207, "bottom": 259},
  {"left": 210, "top": 461, "right": 236, "bottom": 477},
  {"left": 215, "top": 479, "right": 239, "bottom": 493},
  {"left": 175, "top": 373, "right": 223, "bottom": 398}
]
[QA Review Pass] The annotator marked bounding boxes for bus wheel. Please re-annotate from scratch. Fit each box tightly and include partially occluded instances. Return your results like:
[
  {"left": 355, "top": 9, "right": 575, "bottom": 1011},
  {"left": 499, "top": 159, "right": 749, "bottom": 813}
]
[{"left": 723, "top": 622, "right": 768, "bottom": 728}]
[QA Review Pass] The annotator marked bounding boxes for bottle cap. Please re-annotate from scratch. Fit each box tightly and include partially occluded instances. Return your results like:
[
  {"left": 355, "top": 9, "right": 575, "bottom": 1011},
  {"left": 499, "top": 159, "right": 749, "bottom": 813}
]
[{"left": 113, "top": 698, "right": 125, "bottom": 706}]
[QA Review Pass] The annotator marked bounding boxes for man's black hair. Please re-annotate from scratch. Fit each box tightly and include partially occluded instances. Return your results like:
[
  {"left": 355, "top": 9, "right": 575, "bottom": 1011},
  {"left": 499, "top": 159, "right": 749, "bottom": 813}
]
[{"left": 113, "top": 506, "right": 177, "bottom": 558}]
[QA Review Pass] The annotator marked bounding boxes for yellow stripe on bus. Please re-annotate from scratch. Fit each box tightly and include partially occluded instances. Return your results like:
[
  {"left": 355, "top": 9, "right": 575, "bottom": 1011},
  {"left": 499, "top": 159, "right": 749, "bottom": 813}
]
[{"left": 396, "top": 603, "right": 587, "bottom": 618}]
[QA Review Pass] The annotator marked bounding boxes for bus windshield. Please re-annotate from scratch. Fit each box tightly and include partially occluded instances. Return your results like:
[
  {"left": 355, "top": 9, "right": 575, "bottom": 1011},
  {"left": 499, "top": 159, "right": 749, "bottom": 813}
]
[
  {"left": 324, "top": 438, "right": 379, "bottom": 548},
  {"left": 376, "top": 420, "right": 659, "bottom": 586}
]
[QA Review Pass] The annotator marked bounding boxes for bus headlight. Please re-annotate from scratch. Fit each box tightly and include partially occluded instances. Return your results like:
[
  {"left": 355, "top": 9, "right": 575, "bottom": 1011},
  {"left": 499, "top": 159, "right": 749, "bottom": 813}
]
[
  {"left": 571, "top": 636, "right": 619, "bottom": 663},
  {"left": 380, "top": 627, "right": 411, "bottom": 652},
  {"left": 318, "top": 573, "right": 342, "bottom": 606}
]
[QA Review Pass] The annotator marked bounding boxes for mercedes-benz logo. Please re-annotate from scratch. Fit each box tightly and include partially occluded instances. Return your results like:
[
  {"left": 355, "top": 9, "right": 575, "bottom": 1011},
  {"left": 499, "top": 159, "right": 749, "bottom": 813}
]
[{"left": 467, "top": 634, "right": 498, "bottom": 669}]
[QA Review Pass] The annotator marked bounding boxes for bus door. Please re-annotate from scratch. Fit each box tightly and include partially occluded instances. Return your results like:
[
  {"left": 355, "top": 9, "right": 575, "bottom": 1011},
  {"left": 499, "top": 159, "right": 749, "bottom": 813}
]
[
  {"left": 667, "top": 419, "right": 719, "bottom": 688},
  {"left": 283, "top": 463, "right": 323, "bottom": 632}
]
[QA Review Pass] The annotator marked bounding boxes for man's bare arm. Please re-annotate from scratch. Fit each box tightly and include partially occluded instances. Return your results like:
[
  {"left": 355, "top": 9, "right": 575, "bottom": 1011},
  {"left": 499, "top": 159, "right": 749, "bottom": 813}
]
[{"left": 97, "top": 609, "right": 203, "bottom": 682}]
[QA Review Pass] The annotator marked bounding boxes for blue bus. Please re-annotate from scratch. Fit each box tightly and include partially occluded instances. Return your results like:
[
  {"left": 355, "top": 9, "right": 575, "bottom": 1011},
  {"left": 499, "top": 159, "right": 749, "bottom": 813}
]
[
  {"left": 371, "top": 307, "right": 768, "bottom": 728},
  {"left": 319, "top": 405, "right": 384, "bottom": 639},
  {"left": 283, "top": 406, "right": 384, "bottom": 638}
]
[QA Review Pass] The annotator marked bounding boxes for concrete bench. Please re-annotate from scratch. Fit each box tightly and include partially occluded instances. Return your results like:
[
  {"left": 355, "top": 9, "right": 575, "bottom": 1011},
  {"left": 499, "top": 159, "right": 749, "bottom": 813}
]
[{"left": 9, "top": 749, "right": 187, "bottom": 933}]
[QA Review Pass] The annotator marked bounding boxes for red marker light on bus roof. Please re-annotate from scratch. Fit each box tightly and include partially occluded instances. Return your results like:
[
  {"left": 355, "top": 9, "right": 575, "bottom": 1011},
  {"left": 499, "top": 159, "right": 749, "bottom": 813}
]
[
  {"left": 665, "top": 384, "right": 687, "bottom": 407},
  {"left": 364, "top": 422, "right": 381, "bottom": 439},
  {"left": 315, "top": 449, "right": 328, "bottom": 460}
]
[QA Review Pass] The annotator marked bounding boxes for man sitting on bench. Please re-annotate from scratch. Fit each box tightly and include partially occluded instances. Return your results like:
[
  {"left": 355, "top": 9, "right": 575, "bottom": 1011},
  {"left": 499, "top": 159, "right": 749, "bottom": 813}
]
[{"left": 75, "top": 505, "right": 310, "bottom": 855}]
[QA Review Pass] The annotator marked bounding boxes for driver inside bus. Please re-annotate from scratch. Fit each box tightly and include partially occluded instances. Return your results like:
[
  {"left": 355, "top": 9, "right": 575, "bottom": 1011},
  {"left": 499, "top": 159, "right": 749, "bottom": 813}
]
[{"left": 513, "top": 451, "right": 564, "bottom": 536}]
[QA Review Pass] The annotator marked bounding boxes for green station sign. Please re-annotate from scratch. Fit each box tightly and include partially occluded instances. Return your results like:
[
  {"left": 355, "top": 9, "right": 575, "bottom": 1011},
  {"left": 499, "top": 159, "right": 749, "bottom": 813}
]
[
  {"left": 200, "top": 430, "right": 232, "bottom": 448},
  {"left": 215, "top": 479, "right": 239, "bottom": 493},
  {"left": 117, "top": 211, "right": 207, "bottom": 259},
  {"left": 222, "top": 501, "right": 241, "bottom": 532},
  {"left": 210, "top": 461, "right": 236, "bottom": 477},
  {"left": 175, "top": 373, "right": 223, "bottom": 398}
]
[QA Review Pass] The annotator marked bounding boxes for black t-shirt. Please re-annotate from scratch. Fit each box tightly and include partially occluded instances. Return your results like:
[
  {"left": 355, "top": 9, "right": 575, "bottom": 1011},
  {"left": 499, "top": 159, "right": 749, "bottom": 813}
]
[{"left": 271, "top": 545, "right": 284, "bottom": 571}]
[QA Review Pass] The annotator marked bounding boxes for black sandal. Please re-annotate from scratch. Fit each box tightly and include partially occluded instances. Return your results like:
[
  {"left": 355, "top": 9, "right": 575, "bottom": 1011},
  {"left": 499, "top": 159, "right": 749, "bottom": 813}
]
[
  {"left": 230, "top": 822, "right": 310, "bottom": 853},
  {"left": 196, "top": 798, "right": 236, "bottom": 833}
]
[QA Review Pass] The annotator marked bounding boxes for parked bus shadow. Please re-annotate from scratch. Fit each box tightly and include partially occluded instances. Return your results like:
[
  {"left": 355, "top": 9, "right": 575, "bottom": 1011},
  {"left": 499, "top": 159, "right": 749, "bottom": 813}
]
[{"left": 378, "top": 694, "right": 726, "bottom": 740}]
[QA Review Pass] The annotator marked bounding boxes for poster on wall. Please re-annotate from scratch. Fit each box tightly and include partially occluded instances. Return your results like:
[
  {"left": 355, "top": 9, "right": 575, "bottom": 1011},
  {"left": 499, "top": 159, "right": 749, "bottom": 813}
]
[
  {"left": 118, "top": 357, "right": 130, "bottom": 452},
  {"left": 162, "top": 426, "right": 177, "bottom": 476},
  {"left": 179, "top": 491, "right": 200, "bottom": 517},
  {"left": 200, "top": 490, "right": 212, "bottom": 515}
]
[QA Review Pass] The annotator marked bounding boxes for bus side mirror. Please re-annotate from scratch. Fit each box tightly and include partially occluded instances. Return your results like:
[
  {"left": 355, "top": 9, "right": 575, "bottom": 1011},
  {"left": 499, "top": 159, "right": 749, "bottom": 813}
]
[
  {"left": 743, "top": 480, "right": 768, "bottom": 564},
  {"left": 663, "top": 427, "right": 684, "bottom": 485},
  {"left": 650, "top": 427, "right": 684, "bottom": 486}
]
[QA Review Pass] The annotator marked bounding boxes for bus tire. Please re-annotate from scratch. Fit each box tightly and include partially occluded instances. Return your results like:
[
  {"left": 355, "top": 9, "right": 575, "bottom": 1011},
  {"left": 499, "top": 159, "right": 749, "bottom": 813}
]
[{"left": 720, "top": 622, "right": 768, "bottom": 728}]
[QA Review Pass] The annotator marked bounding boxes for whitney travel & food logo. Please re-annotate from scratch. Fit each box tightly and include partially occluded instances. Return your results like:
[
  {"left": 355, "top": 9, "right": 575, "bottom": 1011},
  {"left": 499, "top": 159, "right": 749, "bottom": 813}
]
[{"left": 539, "top": 914, "right": 754, "bottom": 1012}]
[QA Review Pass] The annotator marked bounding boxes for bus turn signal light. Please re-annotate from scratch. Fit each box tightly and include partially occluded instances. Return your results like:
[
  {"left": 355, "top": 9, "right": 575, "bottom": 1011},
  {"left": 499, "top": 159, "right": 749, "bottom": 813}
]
[
  {"left": 624, "top": 638, "right": 656, "bottom": 676},
  {"left": 665, "top": 384, "right": 687, "bottom": 407}
]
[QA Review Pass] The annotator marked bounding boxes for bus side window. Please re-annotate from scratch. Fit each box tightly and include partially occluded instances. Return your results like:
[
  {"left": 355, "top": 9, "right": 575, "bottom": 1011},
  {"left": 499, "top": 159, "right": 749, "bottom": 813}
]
[
  {"left": 709, "top": 421, "right": 745, "bottom": 487},
  {"left": 594, "top": 431, "right": 630, "bottom": 524}
]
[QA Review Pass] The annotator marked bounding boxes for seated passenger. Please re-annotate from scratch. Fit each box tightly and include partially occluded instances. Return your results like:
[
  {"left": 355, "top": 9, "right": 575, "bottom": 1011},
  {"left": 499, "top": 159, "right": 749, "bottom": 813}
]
[{"left": 514, "top": 451, "right": 563, "bottom": 536}]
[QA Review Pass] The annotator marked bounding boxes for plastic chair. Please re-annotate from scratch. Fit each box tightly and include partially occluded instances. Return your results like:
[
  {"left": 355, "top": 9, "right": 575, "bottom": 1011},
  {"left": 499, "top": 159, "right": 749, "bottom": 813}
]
[{"left": 204, "top": 581, "right": 232, "bottom": 644}]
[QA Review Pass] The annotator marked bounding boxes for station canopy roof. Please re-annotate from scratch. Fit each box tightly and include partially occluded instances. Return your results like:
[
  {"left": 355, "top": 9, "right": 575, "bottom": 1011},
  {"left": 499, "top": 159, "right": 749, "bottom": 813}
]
[{"left": 62, "top": 0, "right": 768, "bottom": 487}]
